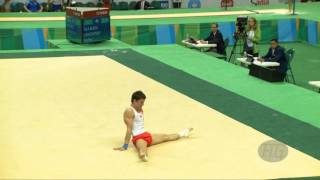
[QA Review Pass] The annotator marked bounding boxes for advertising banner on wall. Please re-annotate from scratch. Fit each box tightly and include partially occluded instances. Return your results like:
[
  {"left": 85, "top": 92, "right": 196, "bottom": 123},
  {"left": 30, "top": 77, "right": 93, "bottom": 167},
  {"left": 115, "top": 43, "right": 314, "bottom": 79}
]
[
  {"left": 192, "top": 0, "right": 287, "bottom": 8},
  {"left": 1, "top": 0, "right": 288, "bottom": 8}
]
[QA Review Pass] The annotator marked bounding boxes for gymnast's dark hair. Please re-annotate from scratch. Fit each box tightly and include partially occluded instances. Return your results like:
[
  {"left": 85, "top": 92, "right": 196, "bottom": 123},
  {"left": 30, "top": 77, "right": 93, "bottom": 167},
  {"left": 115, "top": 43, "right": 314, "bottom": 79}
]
[{"left": 131, "top": 91, "right": 146, "bottom": 103}]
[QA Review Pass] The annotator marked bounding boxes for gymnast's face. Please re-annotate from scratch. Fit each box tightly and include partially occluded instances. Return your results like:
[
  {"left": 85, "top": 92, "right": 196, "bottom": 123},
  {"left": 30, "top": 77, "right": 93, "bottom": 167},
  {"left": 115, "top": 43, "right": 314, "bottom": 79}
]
[{"left": 133, "top": 99, "right": 145, "bottom": 110}]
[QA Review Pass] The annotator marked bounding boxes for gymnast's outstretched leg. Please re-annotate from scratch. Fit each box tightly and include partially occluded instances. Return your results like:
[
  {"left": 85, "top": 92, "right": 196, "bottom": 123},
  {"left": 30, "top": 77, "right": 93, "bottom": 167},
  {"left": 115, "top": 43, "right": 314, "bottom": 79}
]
[{"left": 151, "top": 128, "right": 194, "bottom": 146}]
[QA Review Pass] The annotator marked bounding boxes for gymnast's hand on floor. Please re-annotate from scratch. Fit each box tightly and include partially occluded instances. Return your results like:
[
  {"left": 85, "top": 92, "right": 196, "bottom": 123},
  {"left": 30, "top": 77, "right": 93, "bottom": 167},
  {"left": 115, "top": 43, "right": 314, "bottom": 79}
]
[{"left": 113, "top": 147, "right": 126, "bottom": 151}]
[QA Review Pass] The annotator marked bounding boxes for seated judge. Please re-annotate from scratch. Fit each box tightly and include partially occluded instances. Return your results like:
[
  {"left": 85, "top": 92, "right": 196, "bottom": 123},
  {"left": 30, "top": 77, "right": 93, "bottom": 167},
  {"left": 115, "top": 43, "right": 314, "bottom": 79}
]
[
  {"left": 200, "top": 23, "right": 226, "bottom": 55},
  {"left": 135, "top": 0, "right": 151, "bottom": 10},
  {"left": 260, "top": 39, "right": 288, "bottom": 73}
]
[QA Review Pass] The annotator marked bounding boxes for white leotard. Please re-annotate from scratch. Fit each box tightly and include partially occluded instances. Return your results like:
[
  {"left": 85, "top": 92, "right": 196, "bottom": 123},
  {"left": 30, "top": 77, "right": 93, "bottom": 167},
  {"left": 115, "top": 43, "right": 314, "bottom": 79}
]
[{"left": 130, "top": 107, "right": 145, "bottom": 136}]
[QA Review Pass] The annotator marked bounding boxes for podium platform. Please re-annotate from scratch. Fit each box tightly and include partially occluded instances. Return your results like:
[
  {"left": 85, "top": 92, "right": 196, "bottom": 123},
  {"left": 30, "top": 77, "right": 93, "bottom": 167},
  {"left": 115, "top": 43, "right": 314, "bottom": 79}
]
[{"left": 66, "top": 7, "right": 111, "bottom": 44}]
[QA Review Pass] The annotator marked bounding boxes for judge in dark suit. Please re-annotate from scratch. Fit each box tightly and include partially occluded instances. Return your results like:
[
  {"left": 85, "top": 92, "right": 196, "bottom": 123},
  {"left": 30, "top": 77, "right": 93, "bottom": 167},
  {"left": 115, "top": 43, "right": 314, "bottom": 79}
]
[
  {"left": 201, "top": 23, "right": 226, "bottom": 55},
  {"left": 261, "top": 39, "right": 288, "bottom": 73},
  {"left": 135, "top": 0, "right": 151, "bottom": 10}
]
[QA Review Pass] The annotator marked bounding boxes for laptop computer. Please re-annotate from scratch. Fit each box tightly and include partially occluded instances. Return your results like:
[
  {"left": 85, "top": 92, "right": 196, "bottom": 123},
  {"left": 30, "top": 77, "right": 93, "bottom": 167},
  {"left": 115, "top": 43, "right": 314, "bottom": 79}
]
[
  {"left": 187, "top": 37, "right": 198, "bottom": 44},
  {"left": 246, "top": 53, "right": 254, "bottom": 62}
]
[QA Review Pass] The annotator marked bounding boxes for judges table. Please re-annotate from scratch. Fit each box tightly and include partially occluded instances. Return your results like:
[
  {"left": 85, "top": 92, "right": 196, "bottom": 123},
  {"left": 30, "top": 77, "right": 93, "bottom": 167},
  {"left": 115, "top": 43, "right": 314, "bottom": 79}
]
[
  {"left": 236, "top": 57, "right": 284, "bottom": 82},
  {"left": 309, "top": 81, "right": 320, "bottom": 93},
  {"left": 182, "top": 40, "right": 217, "bottom": 52}
]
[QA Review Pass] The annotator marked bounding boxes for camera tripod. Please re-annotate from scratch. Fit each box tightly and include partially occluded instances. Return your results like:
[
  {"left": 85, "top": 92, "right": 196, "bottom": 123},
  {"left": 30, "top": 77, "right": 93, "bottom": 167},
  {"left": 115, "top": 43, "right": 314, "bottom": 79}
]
[{"left": 228, "top": 32, "right": 247, "bottom": 63}]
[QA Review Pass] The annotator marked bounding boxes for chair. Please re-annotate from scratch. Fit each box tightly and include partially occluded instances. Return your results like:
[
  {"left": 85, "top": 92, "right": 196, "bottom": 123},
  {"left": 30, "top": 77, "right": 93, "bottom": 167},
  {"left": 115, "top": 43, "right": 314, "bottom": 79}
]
[
  {"left": 204, "top": 38, "right": 230, "bottom": 60},
  {"left": 112, "top": 1, "right": 119, "bottom": 10},
  {"left": 41, "top": 2, "right": 48, "bottom": 12},
  {"left": 215, "top": 38, "right": 229, "bottom": 60},
  {"left": 151, "top": 1, "right": 162, "bottom": 9},
  {"left": 19, "top": 2, "right": 26, "bottom": 12},
  {"left": 10, "top": 3, "right": 18, "bottom": 12},
  {"left": 11, "top": 2, "right": 25, "bottom": 12},
  {"left": 86, "top": 2, "right": 96, "bottom": 7},
  {"left": 75, "top": 2, "right": 84, "bottom": 7},
  {"left": 129, "top": 1, "right": 137, "bottom": 10},
  {"left": 118, "top": 1, "right": 129, "bottom": 10},
  {"left": 222, "top": 38, "right": 229, "bottom": 60},
  {"left": 97, "top": 2, "right": 103, "bottom": 7},
  {"left": 285, "top": 48, "right": 296, "bottom": 84}
]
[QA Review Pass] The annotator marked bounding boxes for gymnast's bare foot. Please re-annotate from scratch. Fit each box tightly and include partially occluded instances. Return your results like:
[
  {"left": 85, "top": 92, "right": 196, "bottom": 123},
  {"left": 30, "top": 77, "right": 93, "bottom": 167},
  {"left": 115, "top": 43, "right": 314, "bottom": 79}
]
[{"left": 178, "top": 128, "right": 194, "bottom": 138}]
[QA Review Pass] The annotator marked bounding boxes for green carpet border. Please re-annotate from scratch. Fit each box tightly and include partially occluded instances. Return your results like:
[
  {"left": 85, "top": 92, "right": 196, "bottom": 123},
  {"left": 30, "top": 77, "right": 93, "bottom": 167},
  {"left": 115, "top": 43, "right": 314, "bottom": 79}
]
[{"left": 274, "top": 176, "right": 320, "bottom": 180}]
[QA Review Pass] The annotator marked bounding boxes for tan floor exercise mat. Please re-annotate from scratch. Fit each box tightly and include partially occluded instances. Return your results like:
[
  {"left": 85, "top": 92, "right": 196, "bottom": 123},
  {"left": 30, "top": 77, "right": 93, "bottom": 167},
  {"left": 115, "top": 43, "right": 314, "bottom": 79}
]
[{"left": 0, "top": 56, "right": 319, "bottom": 179}]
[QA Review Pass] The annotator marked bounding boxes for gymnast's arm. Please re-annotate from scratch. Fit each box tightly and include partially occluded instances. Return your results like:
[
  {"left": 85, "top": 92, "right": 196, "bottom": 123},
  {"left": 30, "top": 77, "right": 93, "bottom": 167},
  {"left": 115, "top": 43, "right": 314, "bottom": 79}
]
[{"left": 113, "top": 108, "right": 134, "bottom": 151}]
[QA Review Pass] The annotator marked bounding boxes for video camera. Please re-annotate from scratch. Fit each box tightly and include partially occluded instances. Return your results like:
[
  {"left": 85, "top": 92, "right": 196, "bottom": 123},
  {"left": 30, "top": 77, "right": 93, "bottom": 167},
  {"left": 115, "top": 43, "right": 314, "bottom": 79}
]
[
  {"left": 236, "top": 16, "right": 248, "bottom": 33},
  {"left": 234, "top": 16, "right": 248, "bottom": 40}
]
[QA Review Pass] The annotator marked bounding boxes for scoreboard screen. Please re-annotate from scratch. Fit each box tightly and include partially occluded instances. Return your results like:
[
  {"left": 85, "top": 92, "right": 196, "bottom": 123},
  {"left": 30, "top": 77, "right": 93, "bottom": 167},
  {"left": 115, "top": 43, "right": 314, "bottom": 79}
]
[
  {"left": 83, "top": 16, "right": 111, "bottom": 43},
  {"left": 66, "top": 15, "right": 82, "bottom": 43}
]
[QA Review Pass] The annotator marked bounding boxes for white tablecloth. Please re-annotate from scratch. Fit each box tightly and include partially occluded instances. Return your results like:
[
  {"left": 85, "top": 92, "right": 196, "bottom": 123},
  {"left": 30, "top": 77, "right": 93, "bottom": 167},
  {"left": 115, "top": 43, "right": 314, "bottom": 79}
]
[
  {"left": 236, "top": 57, "right": 280, "bottom": 67},
  {"left": 253, "top": 60, "right": 280, "bottom": 67},
  {"left": 236, "top": 57, "right": 252, "bottom": 65},
  {"left": 309, "top": 81, "right": 320, "bottom": 88},
  {"left": 182, "top": 40, "right": 217, "bottom": 51}
]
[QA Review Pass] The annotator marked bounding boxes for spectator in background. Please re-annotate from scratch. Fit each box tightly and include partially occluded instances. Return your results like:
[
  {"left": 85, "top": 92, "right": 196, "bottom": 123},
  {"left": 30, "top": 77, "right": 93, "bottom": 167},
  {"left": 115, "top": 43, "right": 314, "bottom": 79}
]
[
  {"left": 2, "top": 0, "right": 12, "bottom": 12},
  {"left": 66, "top": 0, "right": 76, "bottom": 7},
  {"left": 47, "top": 0, "right": 64, "bottom": 12},
  {"left": 188, "top": 0, "right": 201, "bottom": 8},
  {"left": 200, "top": 23, "right": 226, "bottom": 55},
  {"left": 173, "top": 0, "right": 182, "bottom": 8},
  {"left": 244, "top": 17, "right": 261, "bottom": 57},
  {"left": 288, "top": 0, "right": 293, "bottom": 12},
  {"left": 135, "top": 0, "right": 151, "bottom": 10},
  {"left": 24, "top": 0, "right": 43, "bottom": 12}
]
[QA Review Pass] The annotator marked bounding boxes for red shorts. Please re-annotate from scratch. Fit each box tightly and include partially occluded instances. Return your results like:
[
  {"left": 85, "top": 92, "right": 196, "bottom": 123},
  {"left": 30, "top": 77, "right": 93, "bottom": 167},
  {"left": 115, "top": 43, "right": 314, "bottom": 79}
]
[{"left": 132, "top": 132, "right": 153, "bottom": 146}]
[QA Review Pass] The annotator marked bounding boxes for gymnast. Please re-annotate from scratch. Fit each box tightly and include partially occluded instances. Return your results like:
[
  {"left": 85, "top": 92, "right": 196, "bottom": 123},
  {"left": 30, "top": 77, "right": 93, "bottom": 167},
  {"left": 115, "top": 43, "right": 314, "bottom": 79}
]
[{"left": 113, "top": 90, "right": 193, "bottom": 162}]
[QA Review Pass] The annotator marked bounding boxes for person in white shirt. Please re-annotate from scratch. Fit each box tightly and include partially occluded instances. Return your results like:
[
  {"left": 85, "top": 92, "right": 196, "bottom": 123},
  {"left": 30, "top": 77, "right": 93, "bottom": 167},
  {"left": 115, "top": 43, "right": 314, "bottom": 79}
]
[
  {"left": 3, "top": 0, "right": 12, "bottom": 12},
  {"left": 114, "top": 91, "right": 193, "bottom": 162},
  {"left": 244, "top": 17, "right": 261, "bottom": 57}
]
